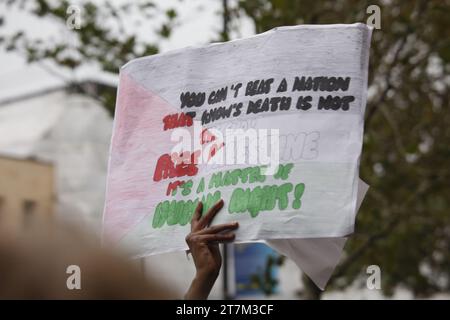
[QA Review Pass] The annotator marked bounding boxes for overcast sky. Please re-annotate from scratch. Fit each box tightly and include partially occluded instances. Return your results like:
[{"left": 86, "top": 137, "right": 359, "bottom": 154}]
[{"left": 0, "top": 0, "right": 253, "bottom": 101}]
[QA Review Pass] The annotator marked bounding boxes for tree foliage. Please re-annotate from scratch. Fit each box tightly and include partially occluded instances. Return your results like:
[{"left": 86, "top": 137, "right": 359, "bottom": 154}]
[
  {"left": 0, "top": 0, "right": 178, "bottom": 114},
  {"left": 231, "top": 0, "right": 450, "bottom": 298}
]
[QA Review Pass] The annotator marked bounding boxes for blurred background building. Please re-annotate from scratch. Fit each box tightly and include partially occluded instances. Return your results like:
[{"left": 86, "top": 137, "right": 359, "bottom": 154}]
[
  {"left": 0, "top": 154, "right": 54, "bottom": 230},
  {"left": 0, "top": 82, "right": 113, "bottom": 229}
]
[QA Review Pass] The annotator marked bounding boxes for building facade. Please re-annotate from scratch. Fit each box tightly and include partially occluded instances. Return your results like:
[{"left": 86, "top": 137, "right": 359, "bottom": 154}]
[{"left": 0, "top": 155, "right": 54, "bottom": 230}]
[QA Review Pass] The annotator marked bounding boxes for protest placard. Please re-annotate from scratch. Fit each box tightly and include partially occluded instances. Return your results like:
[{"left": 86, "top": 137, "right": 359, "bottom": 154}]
[{"left": 103, "top": 23, "right": 372, "bottom": 257}]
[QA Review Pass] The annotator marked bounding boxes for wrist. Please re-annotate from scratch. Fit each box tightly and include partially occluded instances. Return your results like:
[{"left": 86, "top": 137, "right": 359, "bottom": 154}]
[{"left": 196, "top": 268, "right": 219, "bottom": 284}]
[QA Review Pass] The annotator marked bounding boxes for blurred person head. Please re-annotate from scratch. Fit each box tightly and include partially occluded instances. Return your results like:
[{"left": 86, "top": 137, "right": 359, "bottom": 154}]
[{"left": 0, "top": 218, "right": 174, "bottom": 299}]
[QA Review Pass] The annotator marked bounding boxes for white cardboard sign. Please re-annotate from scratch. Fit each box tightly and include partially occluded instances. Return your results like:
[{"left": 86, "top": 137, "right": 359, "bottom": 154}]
[{"left": 103, "top": 24, "right": 372, "bottom": 257}]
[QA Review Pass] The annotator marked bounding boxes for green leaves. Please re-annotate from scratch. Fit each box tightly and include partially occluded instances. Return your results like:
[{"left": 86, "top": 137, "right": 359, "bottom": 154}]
[
  {"left": 236, "top": 0, "right": 450, "bottom": 298},
  {"left": 0, "top": 0, "right": 177, "bottom": 72},
  {"left": 0, "top": 0, "right": 181, "bottom": 113}
]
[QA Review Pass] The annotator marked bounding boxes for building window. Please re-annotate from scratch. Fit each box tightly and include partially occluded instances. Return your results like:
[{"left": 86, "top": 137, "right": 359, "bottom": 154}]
[{"left": 23, "top": 200, "right": 37, "bottom": 226}]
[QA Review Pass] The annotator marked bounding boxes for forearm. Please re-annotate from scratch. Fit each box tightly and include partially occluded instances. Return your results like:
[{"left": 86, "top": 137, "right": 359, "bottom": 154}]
[{"left": 185, "top": 271, "right": 218, "bottom": 300}]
